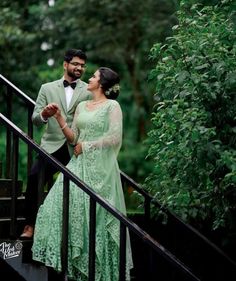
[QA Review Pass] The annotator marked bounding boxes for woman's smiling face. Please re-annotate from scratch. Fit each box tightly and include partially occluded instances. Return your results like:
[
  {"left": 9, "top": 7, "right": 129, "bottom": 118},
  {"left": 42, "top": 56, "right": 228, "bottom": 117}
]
[{"left": 87, "top": 70, "right": 101, "bottom": 92}]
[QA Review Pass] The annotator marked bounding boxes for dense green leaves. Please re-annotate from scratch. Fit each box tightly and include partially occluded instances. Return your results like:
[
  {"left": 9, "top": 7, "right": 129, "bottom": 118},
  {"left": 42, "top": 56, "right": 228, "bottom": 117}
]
[
  {"left": 0, "top": 0, "right": 178, "bottom": 183},
  {"left": 146, "top": 0, "right": 236, "bottom": 245}
]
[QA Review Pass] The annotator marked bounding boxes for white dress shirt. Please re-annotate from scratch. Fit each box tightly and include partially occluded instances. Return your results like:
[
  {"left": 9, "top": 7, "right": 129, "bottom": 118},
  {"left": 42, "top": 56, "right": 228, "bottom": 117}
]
[{"left": 40, "top": 78, "right": 78, "bottom": 122}]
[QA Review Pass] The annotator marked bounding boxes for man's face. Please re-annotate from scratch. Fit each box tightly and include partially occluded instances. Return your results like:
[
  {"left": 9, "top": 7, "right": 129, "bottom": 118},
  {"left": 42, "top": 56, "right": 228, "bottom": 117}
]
[{"left": 64, "top": 56, "right": 86, "bottom": 80}]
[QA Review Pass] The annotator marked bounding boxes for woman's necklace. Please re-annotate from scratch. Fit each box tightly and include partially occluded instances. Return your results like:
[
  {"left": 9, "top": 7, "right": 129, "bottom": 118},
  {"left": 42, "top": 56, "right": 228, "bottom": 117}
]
[{"left": 90, "top": 99, "right": 107, "bottom": 105}]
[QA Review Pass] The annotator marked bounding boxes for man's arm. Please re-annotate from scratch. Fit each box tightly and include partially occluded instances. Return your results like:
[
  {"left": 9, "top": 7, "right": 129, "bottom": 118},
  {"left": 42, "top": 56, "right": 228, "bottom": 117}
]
[{"left": 31, "top": 85, "right": 57, "bottom": 126}]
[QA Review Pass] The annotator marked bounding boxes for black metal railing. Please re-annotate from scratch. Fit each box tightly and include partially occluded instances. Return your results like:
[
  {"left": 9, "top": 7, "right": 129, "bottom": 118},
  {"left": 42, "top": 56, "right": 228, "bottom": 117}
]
[
  {"left": 0, "top": 74, "right": 35, "bottom": 177},
  {"left": 1, "top": 73, "right": 236, "bottom": 280},
  {"left": 0, "top": 113, "right": 200, "bottom": 281}
]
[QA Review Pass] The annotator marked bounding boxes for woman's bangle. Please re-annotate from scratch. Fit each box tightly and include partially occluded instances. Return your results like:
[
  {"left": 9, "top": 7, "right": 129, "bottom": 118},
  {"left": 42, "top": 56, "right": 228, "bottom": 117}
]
[{"left": 61, "top": 123, "right": 67, "bottom": 130}]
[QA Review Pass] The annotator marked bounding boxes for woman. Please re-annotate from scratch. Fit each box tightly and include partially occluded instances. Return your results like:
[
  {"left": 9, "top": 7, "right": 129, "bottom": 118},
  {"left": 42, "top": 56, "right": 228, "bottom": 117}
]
[{"left": 32, "top": 67, "right": 133, "bottom": 280}]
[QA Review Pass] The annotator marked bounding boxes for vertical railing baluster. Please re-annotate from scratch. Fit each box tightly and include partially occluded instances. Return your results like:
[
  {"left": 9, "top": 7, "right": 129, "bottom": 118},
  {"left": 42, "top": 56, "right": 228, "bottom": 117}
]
[
  {"left": 119, "top": 223, "right": 126, "bottom": 281},
  {"left": 61, "top": 176, "right": 70, "bottom": 281},
  {"left": 10, "top": 134, "right": 19, "bottom": 238},
  {"left": 37, "top": 157, "right": 45, "bottom": 207},
  {"left": 148, "top": 247, "right": 154, "bottom": 281},
  {"left": 6, "top": 87, "right": 12, "bottom": 178},
  {"left": 27, "top": 107, "right": 34, "bottom": 176},
  {"left": 88, "top": 197, "right": 96, "bottom": 281},
  {"left": 144, "top": 196, "right": 151, "bottom": 223},
  {"left": 0, "top": 161, "right": 2, "bottom": 178},
  {"left": 6, "top": 128, "right": 11, "bottom": 178}
]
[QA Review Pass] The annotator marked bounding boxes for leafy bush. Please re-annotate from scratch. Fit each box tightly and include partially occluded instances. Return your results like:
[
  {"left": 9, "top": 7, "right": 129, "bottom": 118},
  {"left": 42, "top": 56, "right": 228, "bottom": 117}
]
[{"left": 146, "top": 0, "right": 236, "bottom": 240}]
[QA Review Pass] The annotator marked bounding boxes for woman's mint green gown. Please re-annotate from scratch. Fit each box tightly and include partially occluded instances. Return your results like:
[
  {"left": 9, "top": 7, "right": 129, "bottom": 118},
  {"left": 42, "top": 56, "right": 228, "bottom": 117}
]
[{"left": 32, "top": 99, "right": 133, "bottom": 281}]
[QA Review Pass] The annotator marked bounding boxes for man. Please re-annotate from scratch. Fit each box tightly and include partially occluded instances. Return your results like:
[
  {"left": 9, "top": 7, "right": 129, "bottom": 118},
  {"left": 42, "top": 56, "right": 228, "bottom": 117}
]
[{"left": 20, "top": 49, "right": 92, "bottom": 238}]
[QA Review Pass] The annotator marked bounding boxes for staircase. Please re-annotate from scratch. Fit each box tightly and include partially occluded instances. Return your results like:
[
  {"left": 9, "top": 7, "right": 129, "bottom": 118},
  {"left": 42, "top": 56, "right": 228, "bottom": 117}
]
[
  {"left": 1, "top": 74, "right": 236, "bottom": 281},
  {"left": 0, "top": 164, "right": 48, "bottom": 281},
  {"left": 0, "top": 178, "right": 24, "bottom": 238},
  {"left": 0, "top": 167, "right": 196, "bottom": 281}
]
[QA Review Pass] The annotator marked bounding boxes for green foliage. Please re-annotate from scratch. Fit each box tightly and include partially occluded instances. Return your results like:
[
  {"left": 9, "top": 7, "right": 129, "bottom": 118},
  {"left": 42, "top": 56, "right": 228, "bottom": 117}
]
[
  {"left": 32, "top": 0, "right": 179, "bottom": 137},
  {"left": 0, "top": 0, "right": 179, "bottom": 185},
  {"left": 0, "top": 1, "right": 45, "bottom": 95},
  {"left": 146, "top": 0, "right": 236, "bottom": 239}
]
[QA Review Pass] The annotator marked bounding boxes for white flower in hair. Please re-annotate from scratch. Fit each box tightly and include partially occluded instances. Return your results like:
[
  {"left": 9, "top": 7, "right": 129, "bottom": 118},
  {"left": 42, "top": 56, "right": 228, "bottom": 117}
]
[{"left": 105, "top": 84, "right": 120, "bottom": 96}]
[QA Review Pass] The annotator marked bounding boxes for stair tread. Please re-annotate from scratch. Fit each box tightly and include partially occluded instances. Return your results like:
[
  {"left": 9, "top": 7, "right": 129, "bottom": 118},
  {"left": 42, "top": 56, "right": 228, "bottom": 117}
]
[
  {"left": 0, "top": 178, "right": 23, "bottom": 182},
  {"left": 0, "top": 196, "right": 25, "bottom": 200},
  {"left": 0, "top": 238, "right": 48, "bottom": 280},
  {"left": 0, "top": 178, "right": 23, "bottom": 197},
  {"left": 0, "top": 217, "right": 25, "bottom": 221}
]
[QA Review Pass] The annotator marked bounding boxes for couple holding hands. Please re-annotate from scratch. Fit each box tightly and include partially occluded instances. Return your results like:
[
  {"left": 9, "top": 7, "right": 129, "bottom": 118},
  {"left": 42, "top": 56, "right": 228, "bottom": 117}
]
[{"left": 21, "top": 49, "right": 133, "bottom": 280}]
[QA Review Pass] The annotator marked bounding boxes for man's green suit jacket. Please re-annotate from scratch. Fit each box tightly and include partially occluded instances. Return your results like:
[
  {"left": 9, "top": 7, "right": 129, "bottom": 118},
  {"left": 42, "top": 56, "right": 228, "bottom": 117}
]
[{"left": 32, "top": 78, "right": 92, "bottom": 156}]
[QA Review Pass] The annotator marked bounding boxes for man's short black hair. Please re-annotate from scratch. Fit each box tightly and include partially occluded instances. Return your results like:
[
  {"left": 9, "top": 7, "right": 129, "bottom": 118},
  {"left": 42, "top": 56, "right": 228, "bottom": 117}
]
[{"left": 64, "top": 49, "right": 87, "bottom": 62}]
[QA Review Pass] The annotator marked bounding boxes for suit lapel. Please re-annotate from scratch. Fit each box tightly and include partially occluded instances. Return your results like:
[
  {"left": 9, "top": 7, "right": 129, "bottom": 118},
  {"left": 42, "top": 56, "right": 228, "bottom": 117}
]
[
  {"left": 67, "top": 80, "right": 84, "bottom": 112},
  {"left": 57, "top": 79, "right": 67, "bottom": 113}
]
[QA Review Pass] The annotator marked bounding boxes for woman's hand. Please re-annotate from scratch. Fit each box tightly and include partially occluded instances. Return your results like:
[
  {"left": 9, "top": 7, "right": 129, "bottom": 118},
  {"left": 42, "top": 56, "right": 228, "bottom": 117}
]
[
  {"left": 53, "top": 107, "right": 62, "bottom": 120},
  {"left": 74, "top": 142, "right": 82, "bottom": 157}
]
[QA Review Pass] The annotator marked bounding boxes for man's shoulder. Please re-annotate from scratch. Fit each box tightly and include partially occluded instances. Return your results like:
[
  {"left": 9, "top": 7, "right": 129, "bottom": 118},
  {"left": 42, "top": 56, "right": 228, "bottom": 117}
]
[
  {"left": 41, "top": 79, "right": 62, "bottom": 88},
  {"left": 77, "top": 80, "right": 88, "bottom": 88}
]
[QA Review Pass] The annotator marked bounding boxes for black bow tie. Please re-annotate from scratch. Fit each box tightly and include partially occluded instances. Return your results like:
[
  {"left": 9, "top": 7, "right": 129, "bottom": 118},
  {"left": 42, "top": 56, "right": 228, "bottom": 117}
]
[{"left": 63, "top": 80, "right": 77, "bottom": 89}]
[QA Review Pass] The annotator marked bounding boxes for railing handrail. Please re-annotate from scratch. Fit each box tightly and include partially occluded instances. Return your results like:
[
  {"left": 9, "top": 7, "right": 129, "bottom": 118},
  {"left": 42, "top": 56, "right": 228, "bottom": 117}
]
[
  {"left": 0, "top": 74, "right": 35, "bottom": 107},
  {"left": 120, "top": 171, "right": 236, "bottom": 267},
  {"left": 0, "top": 112, "right": 200, "bottom": 281}
]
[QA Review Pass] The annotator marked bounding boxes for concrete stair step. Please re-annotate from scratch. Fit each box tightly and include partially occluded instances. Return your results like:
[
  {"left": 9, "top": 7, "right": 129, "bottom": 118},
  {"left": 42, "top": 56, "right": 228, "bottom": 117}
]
[
  {"left": 0, "top": 239, "right": 48, "bottom": 281},
  {"left": 0, "top": 256, "right": 27, "bottom": 280},
  {"left": 0, "top": 196, "right": 25, "bottom": 218},
  {"left": 0, "top": 179, "right": 23, "bottom": 197},
  {"left": 0, "top": 217, "right": 26, "bottom": 239}
]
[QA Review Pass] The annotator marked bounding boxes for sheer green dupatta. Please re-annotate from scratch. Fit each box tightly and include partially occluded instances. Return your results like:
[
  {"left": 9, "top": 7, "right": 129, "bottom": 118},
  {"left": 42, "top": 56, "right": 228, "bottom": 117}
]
[{"left": 71, "top": 100, "right": 133, "bottom": 280}]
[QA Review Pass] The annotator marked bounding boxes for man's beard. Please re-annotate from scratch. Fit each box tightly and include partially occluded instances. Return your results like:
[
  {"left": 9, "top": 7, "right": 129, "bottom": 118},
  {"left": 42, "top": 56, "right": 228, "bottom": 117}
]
[{"left": 68, "top": 69, "right": 82, "bottom": 80}]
